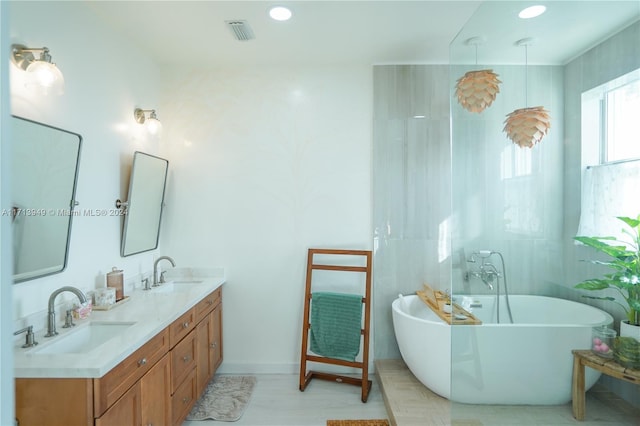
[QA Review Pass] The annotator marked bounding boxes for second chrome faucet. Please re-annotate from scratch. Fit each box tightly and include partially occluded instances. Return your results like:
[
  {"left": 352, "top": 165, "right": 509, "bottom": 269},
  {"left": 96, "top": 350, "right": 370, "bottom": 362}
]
[{"left": 153, "top": 256, "right": 176, "bottom": 286}]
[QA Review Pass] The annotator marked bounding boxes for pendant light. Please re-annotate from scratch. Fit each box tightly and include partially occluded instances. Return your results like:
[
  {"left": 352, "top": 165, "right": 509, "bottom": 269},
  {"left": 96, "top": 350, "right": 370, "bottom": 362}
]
[
  {"left": 455, "top": 37, "right": 502, "bottom": 113},
  {"left": 503, "top": 38, "right": 551, "bottom": 148}
]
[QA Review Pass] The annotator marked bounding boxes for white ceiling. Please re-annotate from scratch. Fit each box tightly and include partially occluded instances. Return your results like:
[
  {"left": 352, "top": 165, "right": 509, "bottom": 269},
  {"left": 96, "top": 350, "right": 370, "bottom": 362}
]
[{"left": 86, "top": 1, "right": 640, "bottom": 67}]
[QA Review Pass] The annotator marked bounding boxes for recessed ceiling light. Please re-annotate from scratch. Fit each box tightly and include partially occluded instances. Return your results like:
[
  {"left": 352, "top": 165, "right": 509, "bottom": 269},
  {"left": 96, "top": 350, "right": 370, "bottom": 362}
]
[
  {"left": 518, "top": 5, "right": 546, "bottom": 19},
  {"left": 269, "top": 6, "right": 292, "bottom": 21}
]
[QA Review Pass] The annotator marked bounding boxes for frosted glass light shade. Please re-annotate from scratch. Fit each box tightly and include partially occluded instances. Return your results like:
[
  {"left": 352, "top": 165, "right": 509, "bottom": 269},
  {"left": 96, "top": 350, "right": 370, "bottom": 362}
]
[
  {"left": 455, "top": 69, "right": 501, "bottom": 113},
  {"left": 25, "top": 61, "right": 64, "bottom": 95},
  {"left": 503, "top": 106, "right": 551, "bottom": 148},
  {"left": 145, "top": 117, "right": 162, "bottom": 136}
]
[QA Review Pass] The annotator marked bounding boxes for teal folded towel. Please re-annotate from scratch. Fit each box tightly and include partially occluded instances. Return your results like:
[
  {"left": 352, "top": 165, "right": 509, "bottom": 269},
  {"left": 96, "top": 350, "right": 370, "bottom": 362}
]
[{"left": 309, "top": 292, "right": 363, "bottom": 362}]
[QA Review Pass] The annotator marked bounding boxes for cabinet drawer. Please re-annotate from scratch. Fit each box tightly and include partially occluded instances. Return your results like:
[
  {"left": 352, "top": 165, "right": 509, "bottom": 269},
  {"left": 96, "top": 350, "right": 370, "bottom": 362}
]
[
  {"left": 169, "top": 308, "right": 196, "bottom": 348},
  {"left": 195, "top": 287, "right": 222, "bottom": 324},
  {"left": 94, "top": 329, "right": 169, "bottom": 417},
  {"left": 171, "top": 330, "right": 197, "bottom": 394},
  {"left": 171, "top": 368, "right": 197, "bottom": 426}
]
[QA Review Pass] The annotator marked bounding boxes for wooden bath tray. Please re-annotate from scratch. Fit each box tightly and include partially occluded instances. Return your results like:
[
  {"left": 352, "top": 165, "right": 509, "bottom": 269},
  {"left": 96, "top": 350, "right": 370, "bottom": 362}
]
[{"left": 416, "top": 284, "right": 481, "bottom": 325}]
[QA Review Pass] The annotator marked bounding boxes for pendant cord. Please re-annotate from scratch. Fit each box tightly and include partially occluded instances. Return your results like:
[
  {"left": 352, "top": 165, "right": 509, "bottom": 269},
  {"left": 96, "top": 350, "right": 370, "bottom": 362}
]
[{"left": 525, "top": 44, "right": 529, "bottom": 107}]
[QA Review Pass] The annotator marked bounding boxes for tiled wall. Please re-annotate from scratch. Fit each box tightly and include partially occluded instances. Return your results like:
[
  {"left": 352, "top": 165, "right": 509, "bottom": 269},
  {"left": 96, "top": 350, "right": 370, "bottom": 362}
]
[{"left": 372, "top": 65, "right": 452, "bottom": 359}]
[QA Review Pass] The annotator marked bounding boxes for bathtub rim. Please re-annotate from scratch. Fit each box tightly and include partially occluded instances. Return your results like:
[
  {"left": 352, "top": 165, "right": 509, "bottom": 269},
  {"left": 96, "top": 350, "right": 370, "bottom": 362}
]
[{"left": 392, "top": 293, "right": 615, "bottom": 327}]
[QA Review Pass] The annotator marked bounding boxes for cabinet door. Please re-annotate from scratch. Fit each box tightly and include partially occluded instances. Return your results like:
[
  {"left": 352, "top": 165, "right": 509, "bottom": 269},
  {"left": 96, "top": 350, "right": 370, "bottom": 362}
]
[
  {"left": 95, "top": 382, "right": 141, "bottom": 426},
  {"left": 141, "top": 354, "right": 171, "bottom": 426},
  {"left": 196, "top": 304, "right": 223, "bottom": 394},
  {"left": 15, "top": 378, "right": 93, "bottom": 426},
  {"left": 196, "top": 314, "right": 212, "bottom": 395},
  {"left": 211, "top": 303, "right": 223, "bottom": 371}
]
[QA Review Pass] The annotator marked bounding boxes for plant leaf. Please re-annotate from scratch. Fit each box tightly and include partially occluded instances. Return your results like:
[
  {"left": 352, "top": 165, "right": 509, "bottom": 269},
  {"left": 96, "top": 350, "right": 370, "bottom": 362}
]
[
  {"left": 575, "top": 280, "right": 611, "bottom": 290},
  {"left": 618, "top": 216, "right": 640, "bottom": 229}
]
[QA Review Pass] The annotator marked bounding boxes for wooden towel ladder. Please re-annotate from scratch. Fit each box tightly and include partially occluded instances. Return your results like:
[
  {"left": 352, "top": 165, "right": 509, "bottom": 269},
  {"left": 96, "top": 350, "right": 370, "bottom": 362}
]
[{"left": 299, "top": 248, "right": 373, "bottom": 402}]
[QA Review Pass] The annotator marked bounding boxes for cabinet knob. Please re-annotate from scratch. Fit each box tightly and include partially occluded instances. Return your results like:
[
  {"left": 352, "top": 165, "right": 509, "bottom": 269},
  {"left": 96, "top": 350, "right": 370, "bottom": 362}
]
[
  {"left": 211, "top": 342, "right": 217, "bottom": 348},
  {"left": 207, "top": 299, "right": 213, "bottom": 305},
  {"left": 183, "top": 355, "right": 191, "bottom": 363},
  {"left": 182, "top": 396, "right": 191, "bottom": 404},
  {"left": 138, "top": 358, "right": 147, "bottom": 366},
  {"left": 182, "top": 322, "right": 190, "bottom": 329}
]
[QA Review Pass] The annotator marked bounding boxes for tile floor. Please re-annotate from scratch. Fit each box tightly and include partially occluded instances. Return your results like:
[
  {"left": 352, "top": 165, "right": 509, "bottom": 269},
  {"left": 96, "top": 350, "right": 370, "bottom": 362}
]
[
  {"left": 182, "top": 360, "right": 640, "bottom": 426},
  {"left": 376, "top": 359, "right": 640, "bottom": 426}
]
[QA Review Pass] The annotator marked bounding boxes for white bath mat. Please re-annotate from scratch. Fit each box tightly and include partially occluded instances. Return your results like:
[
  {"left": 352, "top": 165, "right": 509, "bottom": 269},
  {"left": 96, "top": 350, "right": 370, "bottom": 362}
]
[{"left": 186, "top": 375, "right": 257, "bottom": 422}]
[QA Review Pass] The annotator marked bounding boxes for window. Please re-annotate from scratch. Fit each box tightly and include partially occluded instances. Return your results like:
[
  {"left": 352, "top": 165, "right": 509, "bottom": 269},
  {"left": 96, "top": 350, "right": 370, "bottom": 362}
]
[
  {"left": 604, "top": 78, "right": 640, "bottom": 163},
  {"left": 578, "top": 69, "right": 640, "bottom": 239}
]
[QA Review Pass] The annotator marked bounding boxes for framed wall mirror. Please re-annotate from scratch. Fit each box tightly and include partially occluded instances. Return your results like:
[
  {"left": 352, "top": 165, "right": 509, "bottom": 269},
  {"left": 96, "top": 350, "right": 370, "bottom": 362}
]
[
  {"left": 120, "top": 151, "right": 169, "bottom": 257},
  {"left": 11, "top": 115, "right": 82, "bottom": 283}
]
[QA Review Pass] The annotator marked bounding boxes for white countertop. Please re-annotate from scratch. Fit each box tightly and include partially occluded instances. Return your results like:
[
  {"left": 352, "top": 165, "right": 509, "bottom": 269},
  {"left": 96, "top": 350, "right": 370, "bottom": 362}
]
[{"left": 14, "top": 268, "right": 225, "bottom": 378}]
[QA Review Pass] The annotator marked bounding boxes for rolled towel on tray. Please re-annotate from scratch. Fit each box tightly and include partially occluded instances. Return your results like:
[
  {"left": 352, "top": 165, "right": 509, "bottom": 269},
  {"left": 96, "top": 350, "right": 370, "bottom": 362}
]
[{"left": 309, "top": 291, "right": 363, "bottom": 362}]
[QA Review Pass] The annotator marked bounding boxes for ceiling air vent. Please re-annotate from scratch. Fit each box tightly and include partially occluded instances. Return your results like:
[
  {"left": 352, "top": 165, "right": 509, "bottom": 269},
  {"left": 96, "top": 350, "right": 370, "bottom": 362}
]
[{"left": 225, "top": 20, "right": 255, "bottom": 41}]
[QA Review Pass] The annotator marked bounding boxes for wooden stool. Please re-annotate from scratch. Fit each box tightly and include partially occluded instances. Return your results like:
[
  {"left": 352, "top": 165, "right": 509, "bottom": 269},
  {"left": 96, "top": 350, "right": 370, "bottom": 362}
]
[{"left": 571, "top": 349, "right": 640, "bottom": 420}]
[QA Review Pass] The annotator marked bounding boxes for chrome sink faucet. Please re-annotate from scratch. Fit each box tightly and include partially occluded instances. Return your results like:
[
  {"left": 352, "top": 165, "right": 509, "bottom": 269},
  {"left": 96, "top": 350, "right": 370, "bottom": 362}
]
[
  {"left": 153, "top": 256, "right": 176, "bottom": 286},
  {"left": 46, "top": 286, "right": 88, "bottom": 337}
]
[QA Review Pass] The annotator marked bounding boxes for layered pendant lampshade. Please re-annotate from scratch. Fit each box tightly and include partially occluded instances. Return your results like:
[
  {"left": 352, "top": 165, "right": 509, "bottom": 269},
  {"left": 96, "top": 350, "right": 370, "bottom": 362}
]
[
  {"left": 504, "top": 38, "right": 551, "bottom": 148},
  {"left": 455, "top": 69, "right": 502, "bottom": 113},
  {"left": 503, "top": 106, "right": 551, "bottom": 148}
]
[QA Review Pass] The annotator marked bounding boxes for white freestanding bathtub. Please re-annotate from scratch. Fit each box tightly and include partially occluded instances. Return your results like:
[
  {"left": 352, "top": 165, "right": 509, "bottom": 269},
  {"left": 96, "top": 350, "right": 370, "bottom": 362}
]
[{"left": 392, "top": 294, "right": 614, "bottom": 405}]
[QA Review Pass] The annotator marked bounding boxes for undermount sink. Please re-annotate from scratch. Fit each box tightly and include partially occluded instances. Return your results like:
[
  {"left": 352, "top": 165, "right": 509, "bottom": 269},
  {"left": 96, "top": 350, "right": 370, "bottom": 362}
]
[
  {"left": 150, "top": 280, "right": 203, "bottom": 293},
  {"left": 33, "top": 321, "right": 135, "bottom": 355}
]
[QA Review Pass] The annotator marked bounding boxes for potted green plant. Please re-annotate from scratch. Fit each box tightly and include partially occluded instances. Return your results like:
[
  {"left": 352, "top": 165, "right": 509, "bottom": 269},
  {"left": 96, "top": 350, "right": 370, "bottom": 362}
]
[
  {"left": 575, "top": 215, "right": 640, "bottom": 368},
  {"left": 574, "top": 215, "right": 640, "bottom": 330}
]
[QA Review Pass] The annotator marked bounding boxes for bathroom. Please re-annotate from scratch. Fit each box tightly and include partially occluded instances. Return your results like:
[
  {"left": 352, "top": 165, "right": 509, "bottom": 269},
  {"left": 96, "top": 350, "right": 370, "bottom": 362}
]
[{"left": 1, "top": 1, "right": 640, "bottom": 425}]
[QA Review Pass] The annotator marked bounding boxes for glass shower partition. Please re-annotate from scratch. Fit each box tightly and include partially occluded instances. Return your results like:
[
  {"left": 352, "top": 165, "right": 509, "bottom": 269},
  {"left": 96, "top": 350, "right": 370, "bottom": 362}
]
[{"left": 448, "top": 0, "right": 565, "bottom": 414}]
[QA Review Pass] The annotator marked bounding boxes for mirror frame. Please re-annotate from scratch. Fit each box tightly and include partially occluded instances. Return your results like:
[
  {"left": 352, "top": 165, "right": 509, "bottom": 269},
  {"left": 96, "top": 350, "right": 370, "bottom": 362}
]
[
  {"left": 11, "top": 115, "right": 83, "bottom": 283},
  {"left": 120, "top": 151, "right": 169, "bottom": 257}
]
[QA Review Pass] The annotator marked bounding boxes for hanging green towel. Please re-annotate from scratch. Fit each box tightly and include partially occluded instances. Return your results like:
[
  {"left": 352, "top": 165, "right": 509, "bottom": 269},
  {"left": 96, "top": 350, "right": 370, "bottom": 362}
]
[{"left": 309, "top": 292, "right": 363, "bottom": 362}]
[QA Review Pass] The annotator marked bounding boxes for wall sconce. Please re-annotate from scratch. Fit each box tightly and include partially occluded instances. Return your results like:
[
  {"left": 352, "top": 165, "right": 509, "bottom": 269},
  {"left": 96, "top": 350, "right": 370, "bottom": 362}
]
[
  {"left": 11, "top": 44, "right": 65, "bottom": 95},
  {"left": 134, "top": 108, "right": 162, "bottom": 135}
]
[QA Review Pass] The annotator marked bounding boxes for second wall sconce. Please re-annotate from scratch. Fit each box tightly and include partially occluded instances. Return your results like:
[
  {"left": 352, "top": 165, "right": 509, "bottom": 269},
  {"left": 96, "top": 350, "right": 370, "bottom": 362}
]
[
  {"left": 134, "top": 108, "right": 162, "bottom": 136},
  {"left": 11, "top": 44, "right": 65, "bottom": 95}
]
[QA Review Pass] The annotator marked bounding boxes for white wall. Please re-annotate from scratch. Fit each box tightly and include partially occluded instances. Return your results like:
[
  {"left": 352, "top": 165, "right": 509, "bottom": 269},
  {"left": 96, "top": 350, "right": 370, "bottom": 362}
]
[
  {"left": 159, "top": 66, "right": 373, "bottom": 373},
  {"left": 9, "top": 3, "right": 162, "bottom": 328},
  {"left": 8, "top": 1, "right": 373, "bottom": 379}
]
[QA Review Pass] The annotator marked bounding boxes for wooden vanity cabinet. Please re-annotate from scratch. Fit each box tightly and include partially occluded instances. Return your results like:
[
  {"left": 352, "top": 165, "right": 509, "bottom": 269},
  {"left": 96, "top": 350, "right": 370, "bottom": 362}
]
[{"left": 15, "top": 286, "right": 223, "bottom": 426}]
